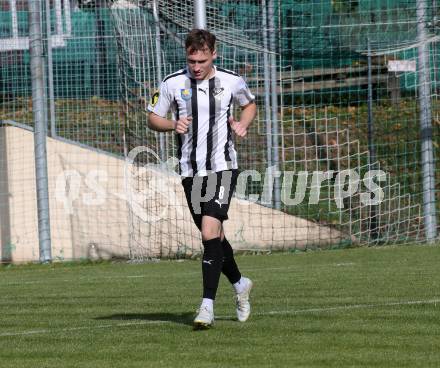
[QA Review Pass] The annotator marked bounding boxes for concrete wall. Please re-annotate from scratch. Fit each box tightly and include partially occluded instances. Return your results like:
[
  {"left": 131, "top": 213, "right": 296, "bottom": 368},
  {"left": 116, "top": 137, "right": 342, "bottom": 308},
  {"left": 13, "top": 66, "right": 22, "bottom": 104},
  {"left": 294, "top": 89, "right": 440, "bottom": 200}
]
[{"left": 0, "top": 126, "right": 346, "bottom": 263}]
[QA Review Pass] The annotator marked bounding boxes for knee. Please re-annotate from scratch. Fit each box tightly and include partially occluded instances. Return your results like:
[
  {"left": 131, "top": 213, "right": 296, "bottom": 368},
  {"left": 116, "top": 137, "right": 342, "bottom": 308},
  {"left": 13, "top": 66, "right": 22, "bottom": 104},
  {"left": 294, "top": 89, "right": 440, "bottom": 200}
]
[
  {"left": 201, "top": 227, "right": 221, "bottom": 241},
  {"left": 201, "top": 220, "right": 222, "bottom": 241}
]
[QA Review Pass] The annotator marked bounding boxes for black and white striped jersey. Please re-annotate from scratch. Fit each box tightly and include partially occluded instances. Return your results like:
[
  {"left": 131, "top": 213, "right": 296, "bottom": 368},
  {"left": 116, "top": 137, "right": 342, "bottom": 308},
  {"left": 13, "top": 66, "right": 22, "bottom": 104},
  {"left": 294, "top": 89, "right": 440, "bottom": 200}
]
[{"left": 147, "top": 66, "right": 255, "bottom": 177}]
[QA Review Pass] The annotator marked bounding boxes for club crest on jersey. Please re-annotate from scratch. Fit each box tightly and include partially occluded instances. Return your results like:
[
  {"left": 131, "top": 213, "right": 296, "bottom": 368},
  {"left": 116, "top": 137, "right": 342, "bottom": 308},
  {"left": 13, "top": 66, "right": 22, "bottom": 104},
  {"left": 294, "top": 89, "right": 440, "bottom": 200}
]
[
  {"left": 180, "top": 89, "right": 192, "bottom": 101},
  {"left": 213, "top": 87, "right": 224, "bottom": 98}
]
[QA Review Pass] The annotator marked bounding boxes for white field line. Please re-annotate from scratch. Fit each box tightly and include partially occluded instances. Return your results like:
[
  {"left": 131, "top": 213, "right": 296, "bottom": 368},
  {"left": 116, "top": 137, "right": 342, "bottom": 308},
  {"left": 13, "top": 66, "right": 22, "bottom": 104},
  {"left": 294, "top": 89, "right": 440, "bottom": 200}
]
[
  {"left": 0, "top": 320, "right": 166, "bottom": 337},
  {"left": 0, "top": 265, "right": 302, "bottom": 286},
  {"left": 251, "top": 298, "right": 440, "bottom": 317},
  {"left": 0, "top": 298, "right": 438, "bottom": 338}
]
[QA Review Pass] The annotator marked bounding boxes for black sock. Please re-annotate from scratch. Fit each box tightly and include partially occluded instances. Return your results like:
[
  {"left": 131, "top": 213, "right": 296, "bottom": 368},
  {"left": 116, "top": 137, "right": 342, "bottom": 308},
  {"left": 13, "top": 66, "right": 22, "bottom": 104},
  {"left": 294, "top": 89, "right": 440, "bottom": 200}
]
[
  {"left": 221, "top": 238, "right": 241, "bottom": 285},
  {"left": 202, "top": 238, "right": 224, "bottom": 300}
]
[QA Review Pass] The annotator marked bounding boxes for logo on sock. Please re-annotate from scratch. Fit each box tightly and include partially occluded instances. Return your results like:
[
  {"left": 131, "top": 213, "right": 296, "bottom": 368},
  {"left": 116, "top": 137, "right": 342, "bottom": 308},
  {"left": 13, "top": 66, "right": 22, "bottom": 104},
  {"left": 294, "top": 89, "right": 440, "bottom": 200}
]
[{"left": 203, "top": 259, "right": 213, "bottom": 265}]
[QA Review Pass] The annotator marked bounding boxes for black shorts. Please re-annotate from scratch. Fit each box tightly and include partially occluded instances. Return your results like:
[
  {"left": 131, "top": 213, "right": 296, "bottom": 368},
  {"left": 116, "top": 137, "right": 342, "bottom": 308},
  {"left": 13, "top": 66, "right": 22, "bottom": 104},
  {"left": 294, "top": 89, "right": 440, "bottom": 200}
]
[{"left": 182, "top": 169, "right": 239, "bottom": 230}]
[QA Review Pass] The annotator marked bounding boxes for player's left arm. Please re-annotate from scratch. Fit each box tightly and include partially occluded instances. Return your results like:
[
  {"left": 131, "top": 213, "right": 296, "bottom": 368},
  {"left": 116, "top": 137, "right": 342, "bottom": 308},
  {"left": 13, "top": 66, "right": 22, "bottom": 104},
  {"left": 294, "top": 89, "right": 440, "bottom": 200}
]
[
  {"left": 229, "top": 76, "right": 257, "bottom": 138},
  {"left": 228, "top": 102, "right": 257, "bottom": 138}
]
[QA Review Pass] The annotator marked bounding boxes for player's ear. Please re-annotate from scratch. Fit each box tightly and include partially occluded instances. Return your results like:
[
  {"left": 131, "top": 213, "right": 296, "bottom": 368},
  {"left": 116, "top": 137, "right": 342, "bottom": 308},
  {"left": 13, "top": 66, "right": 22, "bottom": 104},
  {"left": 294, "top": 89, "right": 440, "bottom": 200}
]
[{"left": 212, "top": 49, "right": 217, "bottom": 60}]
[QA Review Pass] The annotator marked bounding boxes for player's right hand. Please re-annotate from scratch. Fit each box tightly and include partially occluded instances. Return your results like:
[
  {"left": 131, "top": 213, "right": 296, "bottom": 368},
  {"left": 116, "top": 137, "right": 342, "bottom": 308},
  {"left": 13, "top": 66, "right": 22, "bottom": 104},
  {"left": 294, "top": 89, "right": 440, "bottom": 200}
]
[{"left": 175, "top": 116, "right": 192, "bottom": 134}]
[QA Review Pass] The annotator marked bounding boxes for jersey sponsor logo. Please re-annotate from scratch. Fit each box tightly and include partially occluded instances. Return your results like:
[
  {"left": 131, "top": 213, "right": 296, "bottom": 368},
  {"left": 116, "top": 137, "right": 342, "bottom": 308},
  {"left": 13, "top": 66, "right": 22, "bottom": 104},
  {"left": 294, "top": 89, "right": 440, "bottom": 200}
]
[
  {"left": 150, "top": 91, "right": 159, "bottom": 107},
  {"left": 181, "top": 88, "right": 192, "bottom": 101}
]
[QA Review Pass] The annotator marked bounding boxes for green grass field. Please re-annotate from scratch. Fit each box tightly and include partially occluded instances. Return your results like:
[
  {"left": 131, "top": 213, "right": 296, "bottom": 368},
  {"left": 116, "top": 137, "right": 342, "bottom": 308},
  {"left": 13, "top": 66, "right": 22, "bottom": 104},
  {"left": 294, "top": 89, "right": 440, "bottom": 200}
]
[{"left": 1, "top": 244, "right": 439, "bottom": 367}]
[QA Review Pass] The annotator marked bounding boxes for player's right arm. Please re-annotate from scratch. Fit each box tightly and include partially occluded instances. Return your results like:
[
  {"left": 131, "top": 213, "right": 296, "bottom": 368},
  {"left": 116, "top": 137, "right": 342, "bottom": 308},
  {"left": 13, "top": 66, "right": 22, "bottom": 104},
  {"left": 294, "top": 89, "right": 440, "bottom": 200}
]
[
  {"left": 147, "top": 79, "right": 191, "bottom": 134},
  {"left": 148, "top": 113, "right": 192, "bottom": 134}
]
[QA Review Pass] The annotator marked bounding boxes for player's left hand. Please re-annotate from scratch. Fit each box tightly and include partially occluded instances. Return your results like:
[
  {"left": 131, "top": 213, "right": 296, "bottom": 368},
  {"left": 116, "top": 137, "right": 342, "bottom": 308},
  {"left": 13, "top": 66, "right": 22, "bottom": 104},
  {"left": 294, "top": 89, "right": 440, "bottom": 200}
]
[{"left": 228, "top": 116, "right": 247, "bottom": 138}]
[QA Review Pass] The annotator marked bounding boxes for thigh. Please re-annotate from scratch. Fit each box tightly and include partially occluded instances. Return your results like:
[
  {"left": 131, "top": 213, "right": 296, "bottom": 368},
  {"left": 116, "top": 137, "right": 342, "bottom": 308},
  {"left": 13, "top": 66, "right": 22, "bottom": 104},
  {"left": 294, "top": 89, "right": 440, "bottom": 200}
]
[
  {"left": 201, "top": 215, "right": 222, "bottom": 241},
  {"left": 182, "top": 176, "right": 203, "bottom": 230}
]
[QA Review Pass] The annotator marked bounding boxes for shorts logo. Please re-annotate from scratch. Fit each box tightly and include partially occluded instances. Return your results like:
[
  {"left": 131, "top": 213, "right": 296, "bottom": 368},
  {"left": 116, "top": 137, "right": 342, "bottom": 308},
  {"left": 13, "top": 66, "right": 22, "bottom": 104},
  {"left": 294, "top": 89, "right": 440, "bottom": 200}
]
[
  {"left": 181, "top": 89, "right": 192, "bottom": 101},
  {"left": 150, "top": 91, "right": 160, "bottom": 107}
]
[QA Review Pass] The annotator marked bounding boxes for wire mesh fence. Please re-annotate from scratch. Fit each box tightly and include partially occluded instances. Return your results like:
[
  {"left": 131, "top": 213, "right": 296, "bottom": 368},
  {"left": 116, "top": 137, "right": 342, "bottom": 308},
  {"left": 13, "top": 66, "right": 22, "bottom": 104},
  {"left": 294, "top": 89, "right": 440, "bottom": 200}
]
[{"left": 0, "top": 0, "right": 439, "bottom": 262}]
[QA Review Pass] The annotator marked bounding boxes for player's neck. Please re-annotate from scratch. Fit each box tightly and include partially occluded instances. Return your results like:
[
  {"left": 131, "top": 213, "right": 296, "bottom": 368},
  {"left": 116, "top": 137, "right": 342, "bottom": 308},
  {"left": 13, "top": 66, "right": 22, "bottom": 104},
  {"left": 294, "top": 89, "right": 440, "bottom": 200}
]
[{"left": 205, "top": 66, "right": 215, "bottom": 79}]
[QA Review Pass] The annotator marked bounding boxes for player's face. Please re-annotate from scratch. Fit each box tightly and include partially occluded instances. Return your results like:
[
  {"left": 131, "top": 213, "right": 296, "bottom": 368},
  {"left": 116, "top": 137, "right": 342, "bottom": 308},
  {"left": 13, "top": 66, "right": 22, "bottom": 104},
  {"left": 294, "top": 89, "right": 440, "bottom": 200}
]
[{"left": 186, "top": 47, "right": 217, "bottom": 80}]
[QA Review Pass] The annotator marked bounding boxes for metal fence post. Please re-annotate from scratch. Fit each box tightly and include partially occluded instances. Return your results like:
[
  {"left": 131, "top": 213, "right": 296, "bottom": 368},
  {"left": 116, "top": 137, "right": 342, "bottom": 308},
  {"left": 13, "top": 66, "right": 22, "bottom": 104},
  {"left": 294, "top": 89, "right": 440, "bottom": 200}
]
[
  {"left": 29, "top": 0, "right": 52, "bottom": 262},
  {"left": 194, "top": 0, "right": 207, "bottom": 30},
  {"left": 417, "top": 0, "right": 438, "bottom": 242},
  {"left": 262, "top": 0, "right": 273, "bottom": 199},
  {"left": 44, "top": 0, "right": 56, "bottom": 137},
  {"left": 367, "top": 39, "right": 379, "bottom": 241},
  {"left": 152, "top": 0, "right": 166, "bottom": 163},
  {"left": 268, "top": 0, "right": 281, "bottom": 210}
]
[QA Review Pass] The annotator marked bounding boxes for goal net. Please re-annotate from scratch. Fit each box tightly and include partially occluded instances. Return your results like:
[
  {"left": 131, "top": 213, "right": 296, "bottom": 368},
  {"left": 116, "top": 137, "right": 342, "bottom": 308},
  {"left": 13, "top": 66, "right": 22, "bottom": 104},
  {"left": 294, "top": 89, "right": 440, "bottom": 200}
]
[{"left": 109, "top": 0, "right": 435, "bottom": 260}]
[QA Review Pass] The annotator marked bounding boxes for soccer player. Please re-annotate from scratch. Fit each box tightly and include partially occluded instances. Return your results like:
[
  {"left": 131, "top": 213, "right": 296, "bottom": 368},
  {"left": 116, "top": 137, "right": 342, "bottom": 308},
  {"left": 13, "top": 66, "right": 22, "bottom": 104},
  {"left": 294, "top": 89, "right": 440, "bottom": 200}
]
[{"left": 148, "top": 29, "right": 256, "bottom": 329}]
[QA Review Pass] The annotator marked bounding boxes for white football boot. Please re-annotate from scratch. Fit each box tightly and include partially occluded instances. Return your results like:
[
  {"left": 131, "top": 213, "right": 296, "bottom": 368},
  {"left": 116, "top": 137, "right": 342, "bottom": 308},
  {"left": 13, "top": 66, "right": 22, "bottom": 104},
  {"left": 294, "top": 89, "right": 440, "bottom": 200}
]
[
  {"left": 235, "top": 277, "right": 253, "bottom": 322},
  {"left": 193, "top": 306, "right": 214, "bottom": 330}
]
